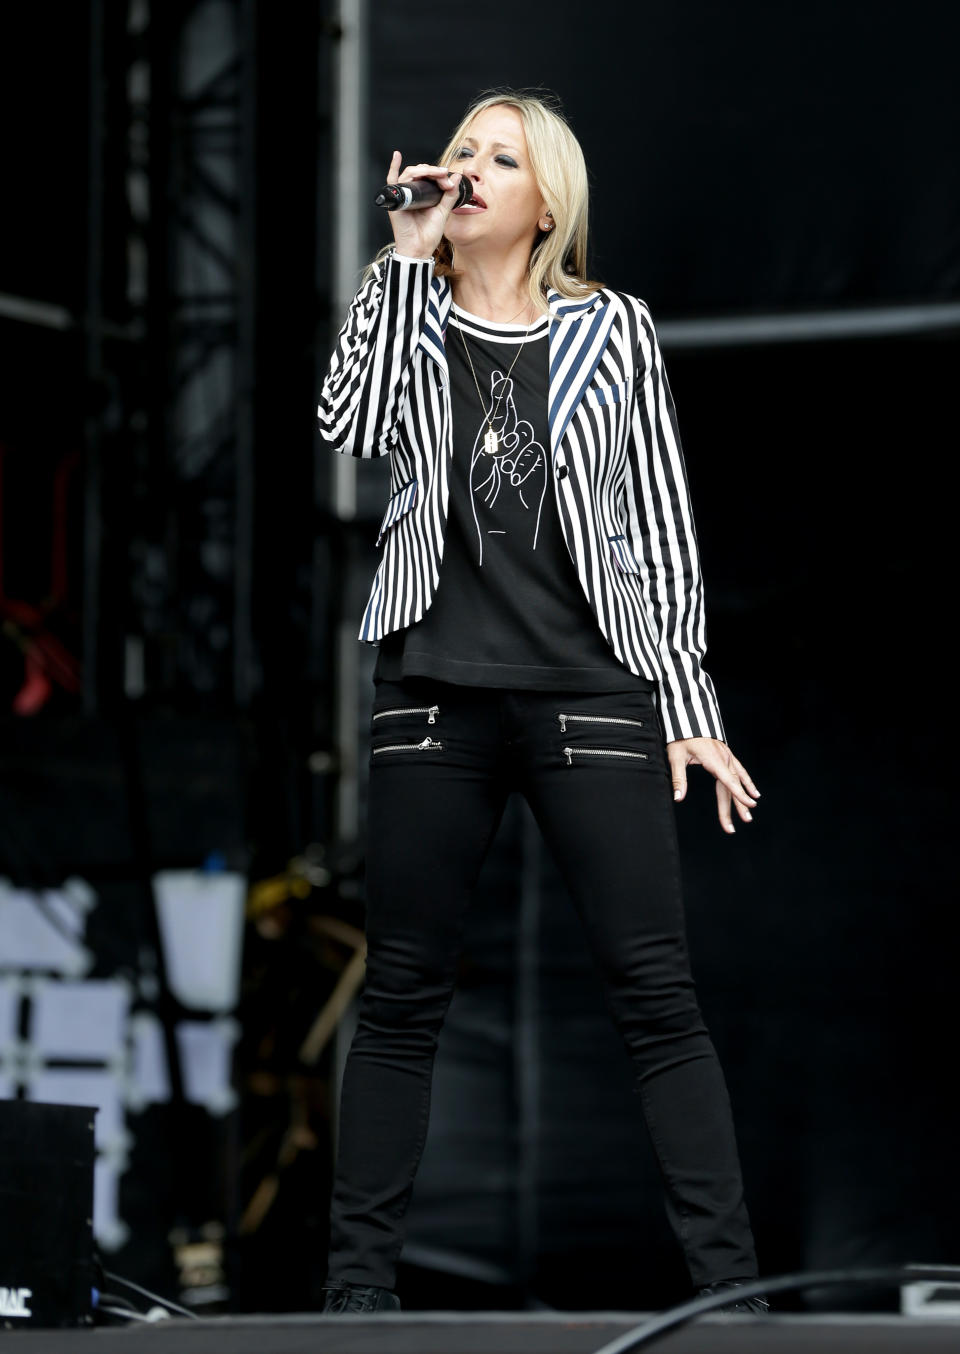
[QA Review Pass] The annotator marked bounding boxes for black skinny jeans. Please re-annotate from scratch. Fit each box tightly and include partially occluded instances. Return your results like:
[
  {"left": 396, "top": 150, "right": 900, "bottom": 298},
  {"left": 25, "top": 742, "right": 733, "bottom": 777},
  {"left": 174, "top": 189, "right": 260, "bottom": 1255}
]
[{"left": 327, "top": 677, "right": 758, "bottom": 1292}]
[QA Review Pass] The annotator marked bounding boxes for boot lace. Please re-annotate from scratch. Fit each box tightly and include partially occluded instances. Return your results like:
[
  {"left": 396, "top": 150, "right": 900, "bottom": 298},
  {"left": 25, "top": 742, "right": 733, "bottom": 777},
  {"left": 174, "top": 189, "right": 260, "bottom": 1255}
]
[{"left": 324, "top": 1284, "right": 383, "bottom": 1313}]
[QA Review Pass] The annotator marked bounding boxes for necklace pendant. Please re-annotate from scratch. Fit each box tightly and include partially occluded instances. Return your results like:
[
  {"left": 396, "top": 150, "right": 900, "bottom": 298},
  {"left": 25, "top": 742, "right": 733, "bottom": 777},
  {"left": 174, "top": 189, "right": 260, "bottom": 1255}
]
[{"left": 483, "top": 428, "right": 499, "bottom": 456}]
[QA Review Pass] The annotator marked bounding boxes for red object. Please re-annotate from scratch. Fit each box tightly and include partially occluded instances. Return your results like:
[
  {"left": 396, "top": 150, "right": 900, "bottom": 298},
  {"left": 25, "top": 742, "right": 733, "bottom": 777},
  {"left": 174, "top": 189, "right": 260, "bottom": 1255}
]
[
  {"left": 12, "top": 651, "right": 54, "bottom": 716},
  {"left": 0, "top": 442, "right": 82, "bottom": 713}
]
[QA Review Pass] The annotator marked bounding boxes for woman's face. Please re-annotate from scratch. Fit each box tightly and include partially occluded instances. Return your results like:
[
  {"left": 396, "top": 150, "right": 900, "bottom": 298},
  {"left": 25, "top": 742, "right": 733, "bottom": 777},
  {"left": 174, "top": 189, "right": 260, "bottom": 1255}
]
[{"left": 443, "top": 105, "right": 548, "bottom": 255}]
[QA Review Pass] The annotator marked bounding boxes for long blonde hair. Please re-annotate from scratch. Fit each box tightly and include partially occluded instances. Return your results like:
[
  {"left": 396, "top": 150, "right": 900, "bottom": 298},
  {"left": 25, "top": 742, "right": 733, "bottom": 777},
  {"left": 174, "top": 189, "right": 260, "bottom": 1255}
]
[{"left": 369, "top": 89, "right": 602, "bottom": 312}]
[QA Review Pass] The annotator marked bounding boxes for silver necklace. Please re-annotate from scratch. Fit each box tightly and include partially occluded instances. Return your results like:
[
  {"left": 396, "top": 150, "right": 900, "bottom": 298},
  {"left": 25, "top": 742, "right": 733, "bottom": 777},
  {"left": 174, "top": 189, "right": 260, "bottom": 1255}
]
[{"left": 454, "top": 308, "right": 536, "bottom": 455}]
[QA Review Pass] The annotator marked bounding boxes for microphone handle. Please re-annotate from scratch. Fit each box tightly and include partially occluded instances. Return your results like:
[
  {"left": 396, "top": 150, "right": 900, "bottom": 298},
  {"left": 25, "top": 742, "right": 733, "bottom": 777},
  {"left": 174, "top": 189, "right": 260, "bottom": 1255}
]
[{"left": 374, "top": 176, "right": 473, "bottom": 211}]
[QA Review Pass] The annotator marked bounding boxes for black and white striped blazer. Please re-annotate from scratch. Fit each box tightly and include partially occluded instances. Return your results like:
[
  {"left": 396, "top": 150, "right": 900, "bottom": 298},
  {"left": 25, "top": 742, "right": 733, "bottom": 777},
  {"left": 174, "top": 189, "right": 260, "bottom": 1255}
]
[{"left": 317, "top": 250, "right": 724, "bottom": 743}]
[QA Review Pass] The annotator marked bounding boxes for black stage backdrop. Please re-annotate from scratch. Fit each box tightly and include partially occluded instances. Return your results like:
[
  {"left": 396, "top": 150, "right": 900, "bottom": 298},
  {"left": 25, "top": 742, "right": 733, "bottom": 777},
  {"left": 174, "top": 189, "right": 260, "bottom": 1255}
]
[{"left": 364, "top": 0, "right": 960, "bottom": 315}]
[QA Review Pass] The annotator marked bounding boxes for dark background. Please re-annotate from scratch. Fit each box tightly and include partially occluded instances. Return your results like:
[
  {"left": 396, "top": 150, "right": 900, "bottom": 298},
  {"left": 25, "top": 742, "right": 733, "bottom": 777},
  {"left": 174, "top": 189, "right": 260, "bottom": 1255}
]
[{"left": 0, "top": 0, "right": 957, "bottom": 1317}]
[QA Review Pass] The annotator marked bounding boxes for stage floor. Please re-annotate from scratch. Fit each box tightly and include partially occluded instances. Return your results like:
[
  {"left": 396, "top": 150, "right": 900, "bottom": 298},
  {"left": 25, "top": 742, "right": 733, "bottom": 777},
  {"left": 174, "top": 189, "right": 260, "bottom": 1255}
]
[{"left": 10, "top": 1311, "right": 960, "bottom": 1354}]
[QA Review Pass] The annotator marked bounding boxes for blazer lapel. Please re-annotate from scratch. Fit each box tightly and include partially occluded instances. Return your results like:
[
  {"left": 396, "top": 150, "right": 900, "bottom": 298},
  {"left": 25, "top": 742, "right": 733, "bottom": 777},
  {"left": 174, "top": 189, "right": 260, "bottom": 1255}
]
[
  {"left": 547, "top": 290, "right": 615, "bottom": 454},
  {"left": 417, "top": 280, "right": 612, "bottom": 424},
  {"left": 417, "top": 274, "right": 452, "bottom": 383}
]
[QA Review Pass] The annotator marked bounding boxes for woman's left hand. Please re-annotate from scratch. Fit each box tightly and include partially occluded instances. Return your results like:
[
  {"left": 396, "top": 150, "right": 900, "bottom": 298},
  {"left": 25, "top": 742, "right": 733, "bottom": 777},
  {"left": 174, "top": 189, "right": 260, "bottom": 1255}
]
[{"left": 666, "top": 738, "right": 760, "bottom": 835}]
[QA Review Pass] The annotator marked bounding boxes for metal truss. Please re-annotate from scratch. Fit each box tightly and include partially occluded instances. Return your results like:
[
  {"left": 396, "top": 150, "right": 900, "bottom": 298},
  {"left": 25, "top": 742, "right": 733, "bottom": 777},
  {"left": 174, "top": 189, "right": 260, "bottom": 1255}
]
[{"left": 121, "top": 0, "right": 257, "bottom": 705}]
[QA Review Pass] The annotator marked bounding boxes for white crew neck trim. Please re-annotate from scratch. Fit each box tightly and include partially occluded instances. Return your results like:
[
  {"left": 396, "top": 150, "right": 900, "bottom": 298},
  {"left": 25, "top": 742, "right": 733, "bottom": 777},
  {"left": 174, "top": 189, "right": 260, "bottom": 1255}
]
[
  {"left": 449, "top": 305, "right": 550, "bottom": 346},
  {"left": 451, "top": 302, "right": 549, "bottom": 331}
]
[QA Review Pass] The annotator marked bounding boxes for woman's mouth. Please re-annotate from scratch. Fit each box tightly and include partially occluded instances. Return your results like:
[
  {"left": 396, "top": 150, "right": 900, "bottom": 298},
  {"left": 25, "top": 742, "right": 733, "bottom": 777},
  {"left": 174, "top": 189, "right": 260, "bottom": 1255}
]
[{"left": 454, "top": 192, "right": 486, "bottom": 213}]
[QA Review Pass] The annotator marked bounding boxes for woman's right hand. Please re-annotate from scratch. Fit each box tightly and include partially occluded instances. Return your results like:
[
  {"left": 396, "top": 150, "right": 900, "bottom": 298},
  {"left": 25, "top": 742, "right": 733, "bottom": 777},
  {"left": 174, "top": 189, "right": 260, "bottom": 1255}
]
[{"left": 385, "top": 151, "right": 462, "bottom": 260}]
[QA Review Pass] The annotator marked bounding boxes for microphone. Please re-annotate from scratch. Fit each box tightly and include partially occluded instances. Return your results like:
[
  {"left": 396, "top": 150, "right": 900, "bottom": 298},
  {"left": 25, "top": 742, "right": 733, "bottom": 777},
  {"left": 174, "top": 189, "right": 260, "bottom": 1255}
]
[{"left": 374, "top": 176, "right": 474, "bottom": 211}]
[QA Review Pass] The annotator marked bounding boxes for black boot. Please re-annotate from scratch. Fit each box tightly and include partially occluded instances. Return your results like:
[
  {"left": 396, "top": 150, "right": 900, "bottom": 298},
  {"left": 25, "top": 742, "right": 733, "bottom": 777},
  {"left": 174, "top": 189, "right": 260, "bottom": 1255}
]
[
  {"left": 322, "top": 1281, "right": 401, "bottom": 1314},
  {"left": 697, "top": 1280, "right": 770, "bottom": 1314}
]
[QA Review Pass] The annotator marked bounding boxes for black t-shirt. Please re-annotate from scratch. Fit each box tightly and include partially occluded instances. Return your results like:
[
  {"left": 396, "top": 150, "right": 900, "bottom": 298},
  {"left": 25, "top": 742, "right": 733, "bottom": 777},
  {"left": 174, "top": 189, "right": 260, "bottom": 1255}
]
[{"left": 375, "top": 304, "right": 653, "bottom": 693}]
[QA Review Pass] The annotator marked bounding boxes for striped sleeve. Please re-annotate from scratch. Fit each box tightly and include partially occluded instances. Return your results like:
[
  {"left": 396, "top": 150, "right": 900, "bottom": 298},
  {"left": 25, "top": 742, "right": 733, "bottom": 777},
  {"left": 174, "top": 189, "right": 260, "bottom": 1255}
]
[
  {"left": 624, "top": 302, "right": 725, "bottom": 744},
  {"left": 317, "top": 252, "right": 435, "bottom": 459}
]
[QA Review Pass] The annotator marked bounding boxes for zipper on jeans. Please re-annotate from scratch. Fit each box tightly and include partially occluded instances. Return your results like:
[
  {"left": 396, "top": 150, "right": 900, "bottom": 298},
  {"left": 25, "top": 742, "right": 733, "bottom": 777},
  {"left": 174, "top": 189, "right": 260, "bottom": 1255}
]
[
  {"left": 373, "top": 737, "right": 444, "bottom": 756},
  {"left": 373, "top": 704, "right": 439, "bottom": 725},
  {"left": 563, "top": 746, "right": 649, "bottom": 766},
  {"left": 557, "top": 712, "right": 644, "bottom": 734}
]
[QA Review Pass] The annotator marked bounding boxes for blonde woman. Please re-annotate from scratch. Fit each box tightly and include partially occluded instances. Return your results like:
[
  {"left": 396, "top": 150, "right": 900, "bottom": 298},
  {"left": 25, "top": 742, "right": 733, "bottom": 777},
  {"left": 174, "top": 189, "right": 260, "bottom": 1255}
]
[{"left": 317, "top": 90, "right": 765, "bottom": 1315}]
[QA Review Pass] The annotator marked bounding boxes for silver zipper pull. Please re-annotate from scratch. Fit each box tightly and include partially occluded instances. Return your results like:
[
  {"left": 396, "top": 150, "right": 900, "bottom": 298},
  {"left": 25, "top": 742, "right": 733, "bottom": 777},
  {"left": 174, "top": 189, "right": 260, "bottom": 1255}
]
[
  {"left": 558, "top": 713, "right": 568, "bottom": 733},
  {"left": 428, "top": 705, "right": 439, "bottom": 724},
  {"left": 564, "top": 747, "right": 573, "bottom": 765}
]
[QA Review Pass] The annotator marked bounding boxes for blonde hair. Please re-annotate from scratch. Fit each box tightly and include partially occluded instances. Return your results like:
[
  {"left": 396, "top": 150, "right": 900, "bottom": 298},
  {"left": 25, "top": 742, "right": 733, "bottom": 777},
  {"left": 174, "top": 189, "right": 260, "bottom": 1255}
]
[{"left": 369, "top": 88, "right": 602, "bottom": 312}]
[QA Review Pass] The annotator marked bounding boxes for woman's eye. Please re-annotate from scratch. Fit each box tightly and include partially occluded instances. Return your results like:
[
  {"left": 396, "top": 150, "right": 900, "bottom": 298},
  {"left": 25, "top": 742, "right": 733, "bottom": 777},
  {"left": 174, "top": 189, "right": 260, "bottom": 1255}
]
[
  {"left": 454, "top": 147, "right": 473, "bottom": 159},
  {"left": 495, "top": 155, "right": 518, "bottom": 168}
]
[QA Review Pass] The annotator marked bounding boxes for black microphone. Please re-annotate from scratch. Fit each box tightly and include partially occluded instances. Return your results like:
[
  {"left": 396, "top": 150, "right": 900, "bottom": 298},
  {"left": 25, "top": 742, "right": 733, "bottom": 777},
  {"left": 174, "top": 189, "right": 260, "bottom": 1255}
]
[{"left": 374, "top": 176, "right": 474, "bottom": 211}]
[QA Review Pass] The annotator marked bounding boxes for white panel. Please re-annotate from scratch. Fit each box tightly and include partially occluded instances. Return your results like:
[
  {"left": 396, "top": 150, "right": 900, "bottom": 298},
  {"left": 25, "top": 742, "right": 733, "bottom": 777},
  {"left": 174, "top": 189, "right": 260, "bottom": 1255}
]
[
  {"left": 31, "top": 979, "right": 130, "bottom": 1061},
  {"left": 0, "top": 885, "right": 91, "bottom": 976},
  {"left": 902, "top": 1281, "right": 960, "bottom": 1318},
  {"left": 153, "top": 870, "right": 245, "bottom": 1012},
  {"left": 128, "top": 1012, "right": 171, "bottom": 1108},
  {"left": 0, "top": 977, "right": 19, "bottom": 1048},
  {"left": 93, "top": 1158, "right": 129, "bottom": 1252},
  {"left": 177, "top": 1019, "right": 238, "bottom": 1115}
]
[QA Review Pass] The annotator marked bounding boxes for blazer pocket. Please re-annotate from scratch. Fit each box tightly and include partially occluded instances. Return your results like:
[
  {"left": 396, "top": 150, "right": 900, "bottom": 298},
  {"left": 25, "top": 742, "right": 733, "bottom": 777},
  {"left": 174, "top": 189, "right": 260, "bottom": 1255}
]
[
  {"left": 376, "top": 478, "right": 418, "bottom": 546},
  {"left": 608, "top": 532, "right": 641, "bottom": 574},
  {"left": 585, "top": 380, "right": 630, "bottom": 409}
]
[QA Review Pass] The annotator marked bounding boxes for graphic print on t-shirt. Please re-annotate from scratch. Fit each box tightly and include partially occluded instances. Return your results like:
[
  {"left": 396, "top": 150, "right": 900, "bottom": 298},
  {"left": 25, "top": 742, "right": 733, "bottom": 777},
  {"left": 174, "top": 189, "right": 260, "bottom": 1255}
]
[{"left": 469, "top": 368, "right": 547, "bottom": 566}]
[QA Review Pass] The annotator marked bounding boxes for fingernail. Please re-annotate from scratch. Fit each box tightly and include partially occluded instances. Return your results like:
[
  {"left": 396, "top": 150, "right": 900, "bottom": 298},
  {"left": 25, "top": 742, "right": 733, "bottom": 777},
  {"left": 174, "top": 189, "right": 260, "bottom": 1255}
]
[
  {"left": 674, "top": 790, "right": 682, "bottom": 801},
  {"left": 743, "top": 812, "right": 753, "bottom": 822},
  {"left": 727, "top": 825, "right": 736, "bottom": 834}
]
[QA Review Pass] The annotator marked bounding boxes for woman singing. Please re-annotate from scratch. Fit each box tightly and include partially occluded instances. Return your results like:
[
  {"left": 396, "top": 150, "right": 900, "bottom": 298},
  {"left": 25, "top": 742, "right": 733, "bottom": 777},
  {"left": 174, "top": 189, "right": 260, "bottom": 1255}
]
[{"left": 317, "top": 90, "right": 766, "bottom": 1315}]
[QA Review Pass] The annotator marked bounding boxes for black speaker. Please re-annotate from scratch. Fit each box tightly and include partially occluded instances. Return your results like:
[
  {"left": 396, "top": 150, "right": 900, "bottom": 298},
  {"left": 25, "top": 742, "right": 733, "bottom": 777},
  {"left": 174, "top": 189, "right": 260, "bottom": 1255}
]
[{"left": 0, "top": 1100, "right": 95, "bottom": 1328}]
